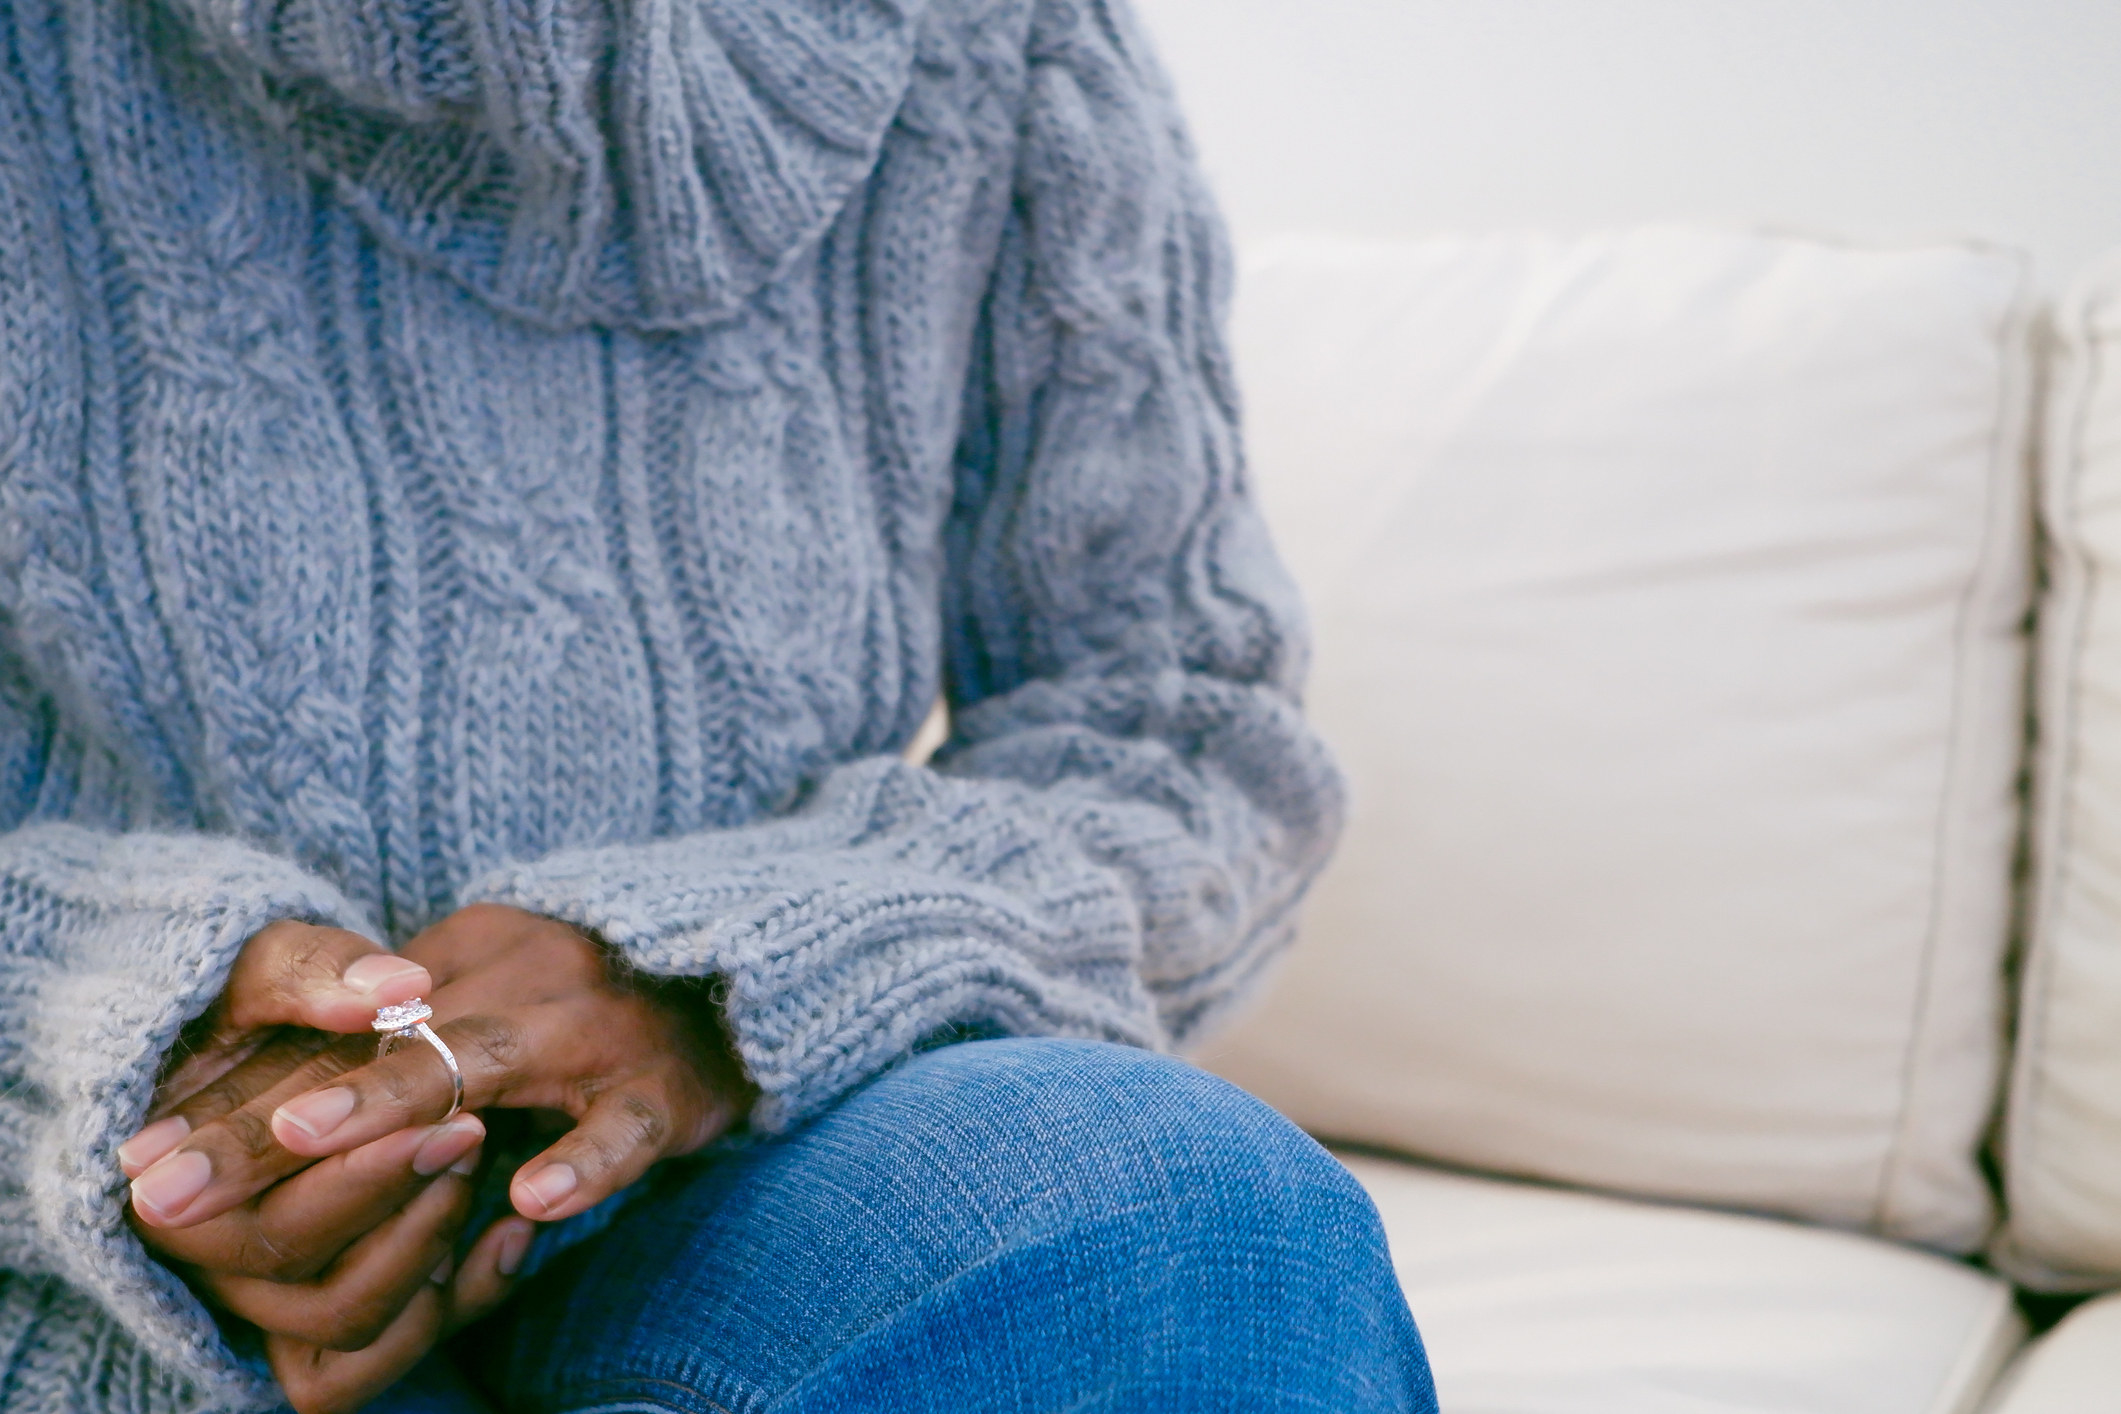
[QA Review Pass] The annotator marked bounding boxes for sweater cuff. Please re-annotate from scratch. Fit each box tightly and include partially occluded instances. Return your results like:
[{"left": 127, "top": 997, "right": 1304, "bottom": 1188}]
[
  {"left": 463, "top": 757, "right": 1164, "bottom": 1131},
  {"left": 5, "top": 826, "right": 373, "bottom": 1410},
  {"left": 0, "top": 1272, "right": 208, "bottom": 1414}
]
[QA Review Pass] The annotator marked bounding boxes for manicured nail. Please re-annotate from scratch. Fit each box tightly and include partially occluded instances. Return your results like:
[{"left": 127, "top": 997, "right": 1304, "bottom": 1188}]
[
  {"left": 130, "top": 1150, "right": 211, "bottom": 1223},
  {"left": 273, "top": 1087, "right": 356, "bottom": 1144},
  {"left": 413, "top": 1117, "right": 484, "bottom": 1176},
  {"left": 496, "top": 1221, "right": 533, "bottom": 1278},
  {"left": 341, "top": 954, "right": 427, "bottom": 996},
  {"left": 517, "top": 1163, "right": 577, "bottom": 1216},
  {"left": 429, "top": 1253, "right": 455, "bottom": 1285},
  {"left": 117, "top": 1116, "right": 190, "bottom": 1177}
]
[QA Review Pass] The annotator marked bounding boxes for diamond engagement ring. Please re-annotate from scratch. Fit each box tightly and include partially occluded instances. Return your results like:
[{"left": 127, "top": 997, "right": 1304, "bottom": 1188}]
[{"left": 372, "top": 999, "right": 463, "bottom": 1122}]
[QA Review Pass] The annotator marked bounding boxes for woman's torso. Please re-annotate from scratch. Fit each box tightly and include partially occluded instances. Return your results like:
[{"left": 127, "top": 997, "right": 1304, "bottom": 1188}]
[{"left": 0, "top": 0, "right": 1044, "bottom": 936}]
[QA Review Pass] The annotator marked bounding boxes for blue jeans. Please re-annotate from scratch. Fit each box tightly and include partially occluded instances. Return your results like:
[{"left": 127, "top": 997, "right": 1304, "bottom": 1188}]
[{"left": 379, "top": 1038, "right": 1435, "bottom": 1413}]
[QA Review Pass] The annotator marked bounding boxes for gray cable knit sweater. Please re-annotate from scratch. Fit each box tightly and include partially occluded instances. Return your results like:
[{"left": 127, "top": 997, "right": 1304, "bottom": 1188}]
[{"left": 0, "top": 0, "right": 1342, "bottom": 1405}]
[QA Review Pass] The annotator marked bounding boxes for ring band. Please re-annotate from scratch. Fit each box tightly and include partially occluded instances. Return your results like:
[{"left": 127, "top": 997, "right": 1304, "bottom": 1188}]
[{"left": 372, "top": 999, "right": 463, "bottom": 1122}]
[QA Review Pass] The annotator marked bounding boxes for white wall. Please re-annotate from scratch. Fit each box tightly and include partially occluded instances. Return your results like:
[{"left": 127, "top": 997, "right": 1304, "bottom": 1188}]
[{"left": 1135, "top": 0, "right": 2121, "bottom": 288}]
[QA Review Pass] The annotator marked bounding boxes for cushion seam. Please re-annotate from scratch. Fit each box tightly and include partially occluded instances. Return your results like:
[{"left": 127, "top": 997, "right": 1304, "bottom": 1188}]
[{"left": 1874, "top": 258, "right": 2034, "bottom": 1243}]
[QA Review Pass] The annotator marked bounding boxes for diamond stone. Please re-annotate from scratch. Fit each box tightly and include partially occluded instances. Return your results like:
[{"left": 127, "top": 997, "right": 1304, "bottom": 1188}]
[{"left": 371, "top": 998, "right": 433, "bottom": 1032}]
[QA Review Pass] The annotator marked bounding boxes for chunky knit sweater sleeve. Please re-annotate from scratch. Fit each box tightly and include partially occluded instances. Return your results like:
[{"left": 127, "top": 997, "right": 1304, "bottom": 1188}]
[
  {"left": 468, "top": 0, "right": 1345, "bottom": 1130},
  {"left": 0, "top": 692, "right": 371, "bottom": 1409}
]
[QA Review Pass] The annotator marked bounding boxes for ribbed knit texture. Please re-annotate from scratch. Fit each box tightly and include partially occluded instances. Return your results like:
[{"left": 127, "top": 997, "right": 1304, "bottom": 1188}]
[{"left": 0, "top": 0, "right": 1342, "bottom": 1407}]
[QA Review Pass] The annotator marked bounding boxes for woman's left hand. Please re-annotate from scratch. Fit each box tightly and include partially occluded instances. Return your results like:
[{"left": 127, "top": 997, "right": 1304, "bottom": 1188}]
[{"left": 160, "top": 903, "right": 757, "bottom": 1230}]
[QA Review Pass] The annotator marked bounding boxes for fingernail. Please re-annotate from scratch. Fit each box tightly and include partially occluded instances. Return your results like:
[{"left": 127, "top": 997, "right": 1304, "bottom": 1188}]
[
  {"left": 413, "top": 1117, "right": 484, "bottom": 1177},
  {"left": 496, "top": 1221, "right": 533, "bottom": 1278},
  {"left": 429, "top": 1253, "right": 455, "bottom": 1285},
  {"left": 274, "top": 1087, "right": 356, "bottom": 1143},
  {"left": 130, "top": 1150, "right": 211, "bottom": 1223},
  {"left": 117, "top": 1116, "right": 191, "bottom": 1177},
  {"left": 517, "top": 1163, "right": 577, "bottom": 1216},
  {"left": 450, "top": 1143, "right": 483, "bottom": 1177},
  {"left": 340, "top": 954, "right": 426, "bottom": 996}
]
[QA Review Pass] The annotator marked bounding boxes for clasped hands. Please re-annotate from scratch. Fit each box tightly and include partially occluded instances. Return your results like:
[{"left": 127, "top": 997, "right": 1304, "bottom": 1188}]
[{"left": 118, "top": 905, "right": 754, "bottom": 1414}]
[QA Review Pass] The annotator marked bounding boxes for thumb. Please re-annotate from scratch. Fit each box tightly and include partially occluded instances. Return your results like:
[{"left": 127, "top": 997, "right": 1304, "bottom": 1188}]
[{"left": 225, "top": 921, "right": 434, "bottom": 1035}]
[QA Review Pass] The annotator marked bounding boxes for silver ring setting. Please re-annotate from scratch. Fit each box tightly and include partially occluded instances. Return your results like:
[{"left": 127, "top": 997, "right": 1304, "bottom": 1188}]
[{"left": 372, "top": 999, "right": 463, "bottom": 1122}]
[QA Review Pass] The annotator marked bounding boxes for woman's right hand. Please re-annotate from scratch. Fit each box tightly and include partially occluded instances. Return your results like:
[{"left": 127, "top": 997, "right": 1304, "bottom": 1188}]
[{"left": 118, "top": 922, "right": 534, "bottom": 1392}]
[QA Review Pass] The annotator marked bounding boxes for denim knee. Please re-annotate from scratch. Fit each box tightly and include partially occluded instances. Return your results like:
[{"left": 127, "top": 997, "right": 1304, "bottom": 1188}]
[
  {"left": 473, "top": 1037, "right": 1436, "bottom": 1413},
  {"left": 875, "top": 1037, "right": 1398, "bottom": 1282},
  {"left": 778, "top": 1036, "right": 1435, "bottom": 1410}
]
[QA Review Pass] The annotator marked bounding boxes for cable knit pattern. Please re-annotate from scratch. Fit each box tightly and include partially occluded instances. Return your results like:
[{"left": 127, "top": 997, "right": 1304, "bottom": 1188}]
[
  {"left": 167, "top": 0, "right": 928, "bottom": 329},
  {"left": 0, "top": 0, "right": 1341, "bottom": 1405}
]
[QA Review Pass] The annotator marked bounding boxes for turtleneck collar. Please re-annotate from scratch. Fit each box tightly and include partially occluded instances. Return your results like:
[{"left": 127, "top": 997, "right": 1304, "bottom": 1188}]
[{"left": 168, "top": 0, "right": 927, "bottom": 329}]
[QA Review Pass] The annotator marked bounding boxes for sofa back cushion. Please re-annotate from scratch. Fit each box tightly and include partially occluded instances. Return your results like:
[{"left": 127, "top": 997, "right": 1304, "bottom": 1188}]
[
  {"left": 1196, "top": 229, "right": 2032, "bottom": 1252},
  {"left": 2002, "top": 249, "right": 2121, "bottom": 1290}
]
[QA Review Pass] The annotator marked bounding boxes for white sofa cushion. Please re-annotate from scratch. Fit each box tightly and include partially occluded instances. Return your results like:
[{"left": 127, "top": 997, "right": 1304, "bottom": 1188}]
[
  {"left": 1978, "top": 1294, "right": 2121, "bottom": 1414},
  {"left": 1197, "top": 229, "right": 2033, "bottom": 1251},
  {"left": 2004, "top": 247, "right": 2121, "bottom": 1289},
  {"left": 1344, "top": 1153, "right": 2024, "bottom": 1414}
]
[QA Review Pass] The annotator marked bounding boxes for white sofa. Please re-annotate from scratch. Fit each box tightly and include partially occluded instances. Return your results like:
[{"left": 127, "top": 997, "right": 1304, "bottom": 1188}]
[{"left": 1188, "top": 228, "right": 2121, "bottom": 1413}]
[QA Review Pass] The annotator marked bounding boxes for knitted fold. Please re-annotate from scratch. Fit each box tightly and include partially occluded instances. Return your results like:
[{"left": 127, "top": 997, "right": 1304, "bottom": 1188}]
[
  {"left": 0, "top": 826, "right": 370, "bottom": 1411},
  {"left": 166, "top": 0, "right": 928, "bottom": 329},
  {"left": 0, "top": 1272, "right": 220, "bottom": 1414}
]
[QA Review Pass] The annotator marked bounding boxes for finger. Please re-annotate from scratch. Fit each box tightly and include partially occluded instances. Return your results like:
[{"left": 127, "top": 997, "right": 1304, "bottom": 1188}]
[
  {"left": 146, "top": 1013, "right": 340, "bottom": 1139},
  {"left": 267, "top": 1285, "right": 446, "bottom": 1414},
  {"left": 149, "top": 1028, "right": 281, "bottom": 1122},
  {"left": 134, "top": 927, "right": 429, "bottom": 1147},
  {"left": 225, "top": 921, "right": 433, "bottom": 1035},
  {"left": 271, "top": 1005, "right": 589, "bottom": 1159},
  {"left": 146, "top": 1029, "right": 351, "bottom": 1149},
  {"left": 129, "top": 1036, "right": 383, "bottom": 1228},
  {"left": 444, "top": 1216, "right": 536, "bottom": 1335},
  {"left": 247, "top": 1117, "right": 485, "bottom": 1280},
  {"left": 118, "top": 1115, "right": 191, "bottom": 1179},
  {"left": 210, "top": 1160, "right": 474, "bottom": 1349},
  {"left": 140, "top": 1118, "right": 484, "bottom": 1281},
  {"left": 509, "top": 1077, "right": 677, "bottom": 1224}
]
